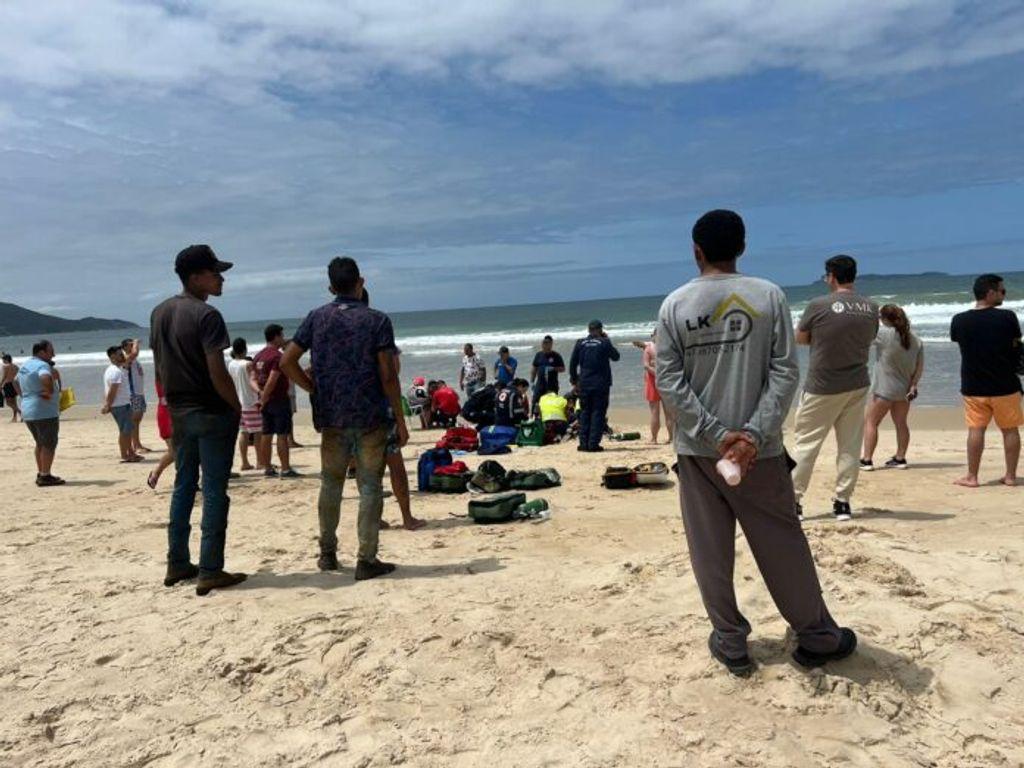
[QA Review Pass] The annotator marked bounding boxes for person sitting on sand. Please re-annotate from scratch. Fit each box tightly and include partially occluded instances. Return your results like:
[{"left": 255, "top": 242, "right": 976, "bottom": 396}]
[
  {"left": 150, "top": 244, "right": 246, "bottom": 596},
  {"left": 950, "top": 274, "right": 1022, "bottom": 488},
  {"left": 102, "top": 345, "right": 142, "bottom": 463},
  {"left": 538, "top": 389, "right": 570, "bottom": 442},
  {"left": 2, "top": 353, "right": 21, "bottom": 422},
  {"left": 657, "top": 209, "right": 855, "bottom": 677},
  {"left": 228, "top": 338, "right": 261, "bottom": 472},
  {"left": 861, "top": 305, "right": 924, "bottom": 471},
  {"left": 16, "top": 340, "right": 64, "bottom": 486},
  {"left": 281, "top": 256, "right": 407, "bottom": 580}
]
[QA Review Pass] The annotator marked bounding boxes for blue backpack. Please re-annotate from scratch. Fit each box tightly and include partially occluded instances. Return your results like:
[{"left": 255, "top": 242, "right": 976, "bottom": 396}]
[
  {"left": 478, "top": 425, "right": 517, "bottom": 454},
  {"left": 417, "top": 448, "right": 453, "bottom": 491}
]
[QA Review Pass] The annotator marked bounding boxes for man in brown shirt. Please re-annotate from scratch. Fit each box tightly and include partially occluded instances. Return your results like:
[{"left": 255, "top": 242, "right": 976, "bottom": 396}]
[{"left": 150, "top": 245, "right": 246, "bottom": 596}]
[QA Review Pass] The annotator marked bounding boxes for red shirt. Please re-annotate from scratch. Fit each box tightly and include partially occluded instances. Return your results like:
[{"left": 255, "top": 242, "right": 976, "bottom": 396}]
[
  {"left": 432, "top": 386, "right": 460, "bottom": 416},
  {"left": 253, "top": 346, "right": 289, "bottom": 402}
]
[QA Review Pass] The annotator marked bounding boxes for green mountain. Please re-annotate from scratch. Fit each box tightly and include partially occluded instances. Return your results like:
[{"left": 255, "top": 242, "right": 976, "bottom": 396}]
[{"left": 0, "top": 302, "right": 139, "bottom": 336}]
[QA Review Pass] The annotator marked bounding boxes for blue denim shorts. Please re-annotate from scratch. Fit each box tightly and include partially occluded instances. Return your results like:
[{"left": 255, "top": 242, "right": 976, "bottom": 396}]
[{"left": 111, "top": 404, "right": 134, "bottom": 436}]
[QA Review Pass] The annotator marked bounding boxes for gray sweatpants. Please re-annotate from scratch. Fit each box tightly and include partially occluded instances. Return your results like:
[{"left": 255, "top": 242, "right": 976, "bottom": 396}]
[{"left": 676, "top": 454, "right": 843, "bottom": 660}]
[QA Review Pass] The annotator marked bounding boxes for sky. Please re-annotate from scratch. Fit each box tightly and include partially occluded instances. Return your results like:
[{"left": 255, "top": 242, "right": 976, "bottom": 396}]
[{"left": 1, "top": 0, "right": 1023, "bottom": 323}]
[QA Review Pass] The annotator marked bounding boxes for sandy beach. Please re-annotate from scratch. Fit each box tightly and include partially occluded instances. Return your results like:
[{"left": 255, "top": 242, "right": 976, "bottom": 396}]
[{"left": 2, "top": 407, "right": 1022, "bottom": 767}]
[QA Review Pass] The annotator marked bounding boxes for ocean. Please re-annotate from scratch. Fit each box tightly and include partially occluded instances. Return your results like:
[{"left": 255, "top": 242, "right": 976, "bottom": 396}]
[{"left": 2, "top": 272, "right": 1021, "bottom": 409}]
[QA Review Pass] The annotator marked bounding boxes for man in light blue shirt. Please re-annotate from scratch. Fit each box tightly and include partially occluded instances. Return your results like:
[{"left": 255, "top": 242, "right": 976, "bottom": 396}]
[{"left": 16, "top": 340, "right": 64, "bottom": 486}]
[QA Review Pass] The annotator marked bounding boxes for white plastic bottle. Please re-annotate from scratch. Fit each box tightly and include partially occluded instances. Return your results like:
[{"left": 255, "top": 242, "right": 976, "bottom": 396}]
[{"left": 716, "top": 458, "right": 742, "bottom": 486}]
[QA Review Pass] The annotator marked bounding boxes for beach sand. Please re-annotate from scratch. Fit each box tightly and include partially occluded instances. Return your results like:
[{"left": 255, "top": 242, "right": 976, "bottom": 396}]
[{"left": 2, "top": 407, "right": 1022, "bottom": 767}]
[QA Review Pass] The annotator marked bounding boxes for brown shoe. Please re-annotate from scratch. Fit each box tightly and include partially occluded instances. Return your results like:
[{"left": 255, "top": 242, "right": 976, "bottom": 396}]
[
  {"left": 164, "top": 563, "right": 199, "bottom": 587},
  {"left": 354, "top": 559, "right": 396, "bottom": 581},
  {"left": 196, "top": 571, "right": 248, "bottom": 596}
]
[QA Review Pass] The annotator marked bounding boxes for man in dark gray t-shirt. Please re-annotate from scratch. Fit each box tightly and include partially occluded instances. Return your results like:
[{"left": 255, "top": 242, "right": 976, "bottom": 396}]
[{"left": 792, "top": 256, "right": 879, "bottom": 522}]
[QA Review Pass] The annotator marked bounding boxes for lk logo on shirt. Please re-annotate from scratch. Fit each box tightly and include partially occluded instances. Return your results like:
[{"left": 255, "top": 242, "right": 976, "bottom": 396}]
[{"left": 684, "top": 293, "right": 761, "bottom": 350}]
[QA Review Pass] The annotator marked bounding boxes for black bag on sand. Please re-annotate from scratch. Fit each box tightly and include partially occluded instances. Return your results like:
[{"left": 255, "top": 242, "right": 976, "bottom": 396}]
[
  {"left": 507, "top": 468, "right": 562, "bottom": 490},
  {"left": 468, "top": 492, "right": 528, "bottom": 524},
  {"left": 602, "top": 466, "right": 637, "bottom": 489},
  {"left": 469, "top": 460, "right": 509, "bottom": 494},
  {"left": 428, "top": 472, "right": 474, "bottom": 494}
]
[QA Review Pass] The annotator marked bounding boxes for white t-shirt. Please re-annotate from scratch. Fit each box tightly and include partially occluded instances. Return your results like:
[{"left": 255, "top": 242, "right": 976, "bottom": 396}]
[
  {"left": 227, "top": 358, "right": 258, "bottom": 410},
  {"left": 126, "top": 359, "right": 145, "bottom": 397},
  {"left": 104, "top": 365, "right": 131, "bottom": 408}
]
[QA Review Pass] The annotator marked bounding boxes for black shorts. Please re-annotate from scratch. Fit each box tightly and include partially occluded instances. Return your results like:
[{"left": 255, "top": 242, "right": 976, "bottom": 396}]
[
  {"left": 261, "top": 398, "right": 293, "bottom": 436},
  {"left": 2, "top": 382, "right": 15, "bottom": 399},
  {"left": 26, "top": 417, "right": 60, "bottom": 450}
]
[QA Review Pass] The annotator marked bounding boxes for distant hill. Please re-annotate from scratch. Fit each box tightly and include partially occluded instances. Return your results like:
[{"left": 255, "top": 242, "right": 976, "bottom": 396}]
[
  {"left": 782, "top": 270, "right": 1024, "bottom": 304},
  {"left": 0, "top": 302, "right": 139, "bottom": 336}
]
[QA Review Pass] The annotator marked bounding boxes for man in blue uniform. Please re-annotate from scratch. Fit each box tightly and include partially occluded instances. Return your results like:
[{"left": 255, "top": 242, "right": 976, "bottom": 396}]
[{"left": 569, "top": 320, "right": 620, "bottom": 452}]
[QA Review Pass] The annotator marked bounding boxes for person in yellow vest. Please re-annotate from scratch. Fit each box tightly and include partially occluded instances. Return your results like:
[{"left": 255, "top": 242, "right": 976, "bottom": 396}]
[{"left": 539, "top": 390, "right": 571, "bottom": 442}]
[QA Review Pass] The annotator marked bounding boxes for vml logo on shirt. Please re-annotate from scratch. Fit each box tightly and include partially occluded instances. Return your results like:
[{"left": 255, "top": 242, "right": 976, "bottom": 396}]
[{"left": 685, "top": 293, "right": 760, "bottom": 350}]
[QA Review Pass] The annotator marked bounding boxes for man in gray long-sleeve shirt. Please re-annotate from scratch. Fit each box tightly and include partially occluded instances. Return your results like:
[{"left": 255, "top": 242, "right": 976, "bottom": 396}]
[{"left": 656, "top": 209, "right": 855, "bottom": 676}]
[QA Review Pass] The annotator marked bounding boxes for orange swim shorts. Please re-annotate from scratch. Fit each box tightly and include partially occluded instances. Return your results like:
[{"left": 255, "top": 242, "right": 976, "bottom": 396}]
[{"left": 963, "top": 394, "right": 1024, "bottom": 429}]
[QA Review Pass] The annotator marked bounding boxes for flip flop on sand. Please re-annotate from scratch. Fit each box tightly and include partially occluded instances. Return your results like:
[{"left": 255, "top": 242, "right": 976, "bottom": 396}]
[{"left": 121, "top": 455, "right": 144, "bottom": 464}]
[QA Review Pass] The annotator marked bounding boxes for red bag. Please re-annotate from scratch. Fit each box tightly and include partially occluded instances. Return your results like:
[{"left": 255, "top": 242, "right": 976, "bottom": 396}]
[
  {"left": 434, "top": 461, "right": 470, "bottom": 476},
  {"left": 436, "top": 426, "right": 480, "bottom": 452}
]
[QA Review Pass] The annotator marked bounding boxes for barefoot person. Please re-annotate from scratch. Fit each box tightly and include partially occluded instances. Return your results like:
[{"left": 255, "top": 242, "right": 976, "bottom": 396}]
[
  {"left": 16, "top": 341, "right": 64, "bottom": 486},
  {"left": 791, "top": 255, "right": 879, "bottom": 522},
  {"left": 121, "top": 338, "right": 152, "bottom": 454},
  {"left": 281, "top": 256, "right": 408, "bottom": 580},
  {"left": 147, "top": 379, "right": 175, "bottom": 490},
  {"left": 950, "top": 274, "right": 1023, "bottom": 488},
  {"left": 102, "top": 346, "right": 142, "bottom": 463},
  {"left": 150, "top": 244, "right": 246, "bottom": 596},
  {"left": 459, "top": 343, "right": 486, "bottom": 397},
  {"left": 227, "top": 338, "right": 260, "bottom": 471},
  {"left": 633, "top": 330, "right": 674, "bottom": 444},
  {"left": 861, "top": 305, "right": 924, "bottom": 471},
  {"left": 657, "top": 209, "right": 854, "bottom": 676},
  {"left": 2, "top": 353, "right": 20, "bottom": 422}
]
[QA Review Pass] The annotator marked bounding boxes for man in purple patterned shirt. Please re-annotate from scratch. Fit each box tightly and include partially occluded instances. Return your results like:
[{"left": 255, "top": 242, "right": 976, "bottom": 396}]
[{"left": 281, "top": 257, "right": 408, "bottom": 581}]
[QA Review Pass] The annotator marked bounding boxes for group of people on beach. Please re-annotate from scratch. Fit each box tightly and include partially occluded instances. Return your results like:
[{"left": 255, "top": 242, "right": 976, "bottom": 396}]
[{"left": 8, "top": 211, "right": 1020, "bottom": 675}]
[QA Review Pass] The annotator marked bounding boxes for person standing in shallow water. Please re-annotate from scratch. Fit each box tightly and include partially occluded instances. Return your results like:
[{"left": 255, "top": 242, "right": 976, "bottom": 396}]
[
  {"left": 150, "top": 244, "right": 246, "bottom": 596},
  {"left": 657, "top": 209, "right": 855, "bottom": 677}
]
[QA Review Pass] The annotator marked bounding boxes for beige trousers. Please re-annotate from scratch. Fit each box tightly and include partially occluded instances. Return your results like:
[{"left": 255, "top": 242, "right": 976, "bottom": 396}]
[{"left": 791, "top": 387, "right": 869, "bottom": 504}]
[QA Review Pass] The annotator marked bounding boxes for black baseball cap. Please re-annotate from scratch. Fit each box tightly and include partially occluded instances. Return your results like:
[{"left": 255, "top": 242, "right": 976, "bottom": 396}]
[
  {"left": 588, "top": 319, "right": 604, "bottom": 331},
  {"left": 175, "top": 244, "right": 233, "bottom": 278}
]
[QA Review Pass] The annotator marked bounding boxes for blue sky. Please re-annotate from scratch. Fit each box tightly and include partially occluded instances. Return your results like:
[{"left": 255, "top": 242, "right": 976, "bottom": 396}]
[{"left": 1, "top": 1, "right": 1023, "bottom": 323}]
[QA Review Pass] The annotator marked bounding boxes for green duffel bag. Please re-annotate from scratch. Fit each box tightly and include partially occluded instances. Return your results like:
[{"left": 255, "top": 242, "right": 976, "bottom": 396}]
[
  {"left": 507, "top": 468, "right": 562, "bottom": 490},
  {"left": 468, "top": 492, "right": 527, "bottom": 524},
  {"left": 428, "top": 471, "right": 473, "bottom": 494},
  {"left": 516, "top": 420, "right": 545, "bottom": 447}
]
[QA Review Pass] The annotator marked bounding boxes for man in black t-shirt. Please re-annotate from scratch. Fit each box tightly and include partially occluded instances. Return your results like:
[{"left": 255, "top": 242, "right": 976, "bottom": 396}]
[
  {"left": 950, "top": 273, "right": 1022, "bottom": 488},
  {"left": 150, "top": 245, "right": 246, "bottom": 596},
  {"left": 530, "top": 335, "right": 566, "bottom": 409}
]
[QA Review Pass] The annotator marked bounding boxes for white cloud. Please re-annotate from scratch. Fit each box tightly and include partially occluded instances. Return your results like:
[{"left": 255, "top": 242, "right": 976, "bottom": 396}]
[{"left": 1, "top": 1, "right": 1023, "bottom": 95}]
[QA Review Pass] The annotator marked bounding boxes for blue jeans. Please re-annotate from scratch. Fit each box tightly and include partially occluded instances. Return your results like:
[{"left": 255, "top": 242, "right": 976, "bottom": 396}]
[
  {"left": 577, "top": 388, "right": 610, "bottom": 450},
  {"left": 167, "top": 409, "right": 239, "bottom": 576}
]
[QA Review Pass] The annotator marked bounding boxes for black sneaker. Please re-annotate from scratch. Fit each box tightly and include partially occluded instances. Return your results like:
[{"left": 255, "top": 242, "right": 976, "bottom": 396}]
[
  {"left": 833, "top": 499, "right": 852, "bottom": 522},
  {"left": 354, "top": 559, "right": 396, "bottom": 581},
  {"left": 590, "top": 446, "right": 605, "bottom": 453},
  {"left": 317, "top": 552, "right": 340, "bottom": 571},
  {"left": 792, "top": 628, "right": 858, "bottom": 668},
  {"left": 707, "top": 632, "right": 755, "bottom": 677},
  {"left": 884, "top": 457, "right": 908, "bottom": 470},
  {"left": 859, "top": 459, "right": 874, "bottom": 472}
]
